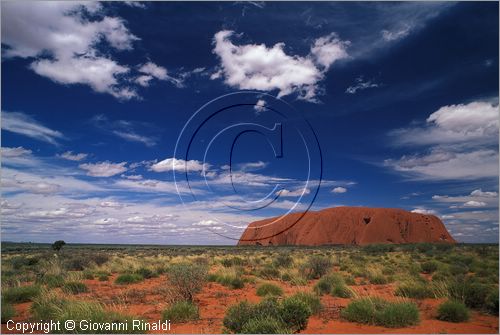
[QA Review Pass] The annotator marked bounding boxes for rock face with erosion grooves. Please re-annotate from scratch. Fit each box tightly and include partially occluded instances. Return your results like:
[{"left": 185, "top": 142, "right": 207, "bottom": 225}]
[{"left": 238, "top": 206, "right": 456, "bottom": 246}]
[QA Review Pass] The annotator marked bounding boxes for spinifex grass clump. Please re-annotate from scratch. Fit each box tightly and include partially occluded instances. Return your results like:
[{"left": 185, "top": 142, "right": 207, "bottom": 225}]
[
  {"left": 62, "top": 281, "right": 88, "bottom": 294},
  {"left": 289, "top": 291, "right": 322, "bottom": 315},
  {"left": 162, "top": 301, "right": 199, "bottom": 322},
  {"left": 31, "top": 291, "right": 141, "bottom": 333},
  {"left": 2, "top": 285, "right": 41, "bottom": 303},
  {"left": 115, "top": 273, "right": 143, "bottom": 285},
  {"left": 395, "top": 281, "right": 434, "bottom": 299},
  {"left": 314, "top": 273, "right": 352, "bottom": 298},
  {"left": 256, "top": 283, "right": 283, "bottom": 297},
  {"left": 447, "top": 277, "right": 497, "bottom": 311},
  {"left": 223, "top": 296, "right": 312, "bottom": 334},
  {"left": 342, "top": 297, "right": 420, "bottom": 328},
  {"left": 208, "top": 267, "right": 245, "bottom": 289},
  {"left": 421, "top": 261, "right": 439, "bottom": 274},
  {"left": 436, "top": 300, "right": 470, "bottom": 322}
]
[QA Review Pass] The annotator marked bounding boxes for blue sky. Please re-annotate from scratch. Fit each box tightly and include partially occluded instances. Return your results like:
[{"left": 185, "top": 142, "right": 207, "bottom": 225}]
[{"left": 1, "top": 1, "right": 498, "bottom": 244}]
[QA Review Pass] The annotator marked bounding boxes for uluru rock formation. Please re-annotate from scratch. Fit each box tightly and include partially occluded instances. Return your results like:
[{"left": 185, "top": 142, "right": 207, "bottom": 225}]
[{"left": 238, "top": 206, "right": 456, "bottom": 246}]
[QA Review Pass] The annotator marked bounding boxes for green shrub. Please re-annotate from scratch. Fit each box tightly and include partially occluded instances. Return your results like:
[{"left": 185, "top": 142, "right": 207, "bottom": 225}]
[
  {"left": 1, "top": 301, "right": 15, "bottom": 323},
  {"left": 31, "top": 292, "right": 140, "bottom": 333},
  {"left": 302, "top": 255, "right": 332, "bottom": 279},
  {"left": 362, "top": 244, "right": 395, "bottom": 254},
  {"left": 3, "top": 285, "right": 40, "bottom": 303},
  {"left": 256, "top": 283, "right": 283, "bottom": 297},
  {"left": 421, "top": 261, "right": 439, "bottom": 274},
  {"left": 258, "top": 266, "right": 280, "bottom": 279},
  {"left": 115, "top": 273, "right": 143, "bottom": 285},
  {"left": 450, "top": 263, "right": 469, "bottom": 276},
  {"left": 62, "top": 282, "right": 88, "bottom": 294},
  {"left": 162, "top": 301, "right": 199, "bottom": 322},
  {"left": 37, "top": 274, "right": 65, "bottom": 288},
  {"left": 290, "top": 292, "right": 322, "bottom": 315},
  {"left": 395, "top": 282, "right": 433, "bottom": 299},
  {"left": 135, "top": 267, "right": 156, "bottom": 279},
  {"left": 342, "top": 298, "right": 419, "bottom": 328},
  {"left": 375, "top": 301, "right": 420, "bottom": 328},
  {"left": 342, "top": 297, "right": 379, "bottom": 324},
  {"left": 280, "top": 296, "right": 312, "bottom": 331},
  {"left": 240, "top": 316, "right": 290, "bottom": 334},
  {"left": 272, "top": 254, "right": 293, "bottom": 268},
  {"left": 437, "top": 300, "right": 469, "bottom": 322},
  {"left": 223, "top": 301, "right": 256, "bottom": 333},
  {"left": 448, "top": 278, "right": 492, "bottom": 309},
  {"left": 314, "top": 274, "right": 352, "bottom": 298},
  {"left": 82, "top": 271, "right": 94, "bottom": 280},
  {"left": 168, "top": 263, "right": 207, "bottom": 301},
  {"left": 221, "top": 257, "right": 246, "bottom": 267},
  {"left": 369, "top": 274, "right": 388, "bottom": 285},
  {"left": 214, "top": 274, "right": 245, "bottom": 289},
  {"left": 486, "top": 290, "right": 499, "bottom": 315},
  {"left": 223, "top": 296, "right": 312, "bottom": 333},
  {"left": 98, "top": 274, "right": 109, "bottom": 281}
]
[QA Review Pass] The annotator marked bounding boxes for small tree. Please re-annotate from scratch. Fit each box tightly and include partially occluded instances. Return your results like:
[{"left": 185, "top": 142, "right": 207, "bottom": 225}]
[{"left": 52, "top": 240, "right": 66, "bottom": 252}]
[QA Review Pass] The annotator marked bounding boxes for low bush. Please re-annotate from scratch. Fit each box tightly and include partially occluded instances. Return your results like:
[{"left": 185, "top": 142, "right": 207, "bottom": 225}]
[
  {"left": 213, "top": 274, "right": 245, "bottom": 289},
  {"left": 280, "top": 296, "right": 312, "bottom": 331},
  {"left": 375, "top": 301, "right": 420, "bottom": 328},
  {"left": 302, "top": 255, "right": 332, "bottom": 279},
  {"left": 3, "top": 285, "right": 40, "bottom": 303},
  {"left": 223, "top": 295, "right": 312, "bottom": 333},
  {"left": 221, "top": 257, "right": 246, "bottom": 267},
  {"left": 223, "top": 301, "right": 256, "bottom": 333},
  {"left": 290, "top": 291, "right": 322, "bottom": 315},
  {"left": 314, "top": 273, "right": 352, "bottom": 298},
  {"left": 31, "top": 291, "right": 140, "bottom": 333},
  {"left": 115, "top": 274, "right": 143, "bottom": 285},
  {"left": 486, "top": 290, "right": 499, "bottom": 315},
  {"left": 162, "top": 301, "right": 199, "bottom": 322},
  {"left": 436, "top": 300, "right": 469, "bottom": 322},
  {"left": 135, "top": 267, "right": 156, "bottom": 279},
  {"left": 368, "top": 273, "right": 388, "bottom": 285},
  {"left": 421, "top": 261, "right": 439, "bottom": 274},
  {"left": 342, "top": 297, "right": 419, "bottom": 328},
  {"left": 240, "top": 316, "right": 291, "bottom": 334},
  {"left": 362, "top": 244, "right": 395, "bottom": 254},
  {"left": 256, "top": 283, "right": 283, "bottom": 297},
  {"left": 272, "top": 254, "right": 293, "bottom": 268},
  {"left": 448, "top": 278, "right": 493, "bottom": 310},
  {"left": 62, "top": 282, "right": 88, "bottom": 294},
  {"left": 258, "top": 266, "right": 280, "bottom": 280},
  {"left": 82, "top": 271, "right": 94, "bottom": 280},
  {"left": 168, "top": 263, "right": 207, "bottom": 301},
  {"left": 98, "top": 274, "right": 109, "bottom": 281},
  {"left": 37, "top": 274, "right": 65, "bottom": 288}
]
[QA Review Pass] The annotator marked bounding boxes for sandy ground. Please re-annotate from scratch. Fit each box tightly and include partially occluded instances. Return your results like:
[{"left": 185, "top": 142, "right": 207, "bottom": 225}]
[{"left": 2, "top": 274, "right": 498, "bottom": 334}]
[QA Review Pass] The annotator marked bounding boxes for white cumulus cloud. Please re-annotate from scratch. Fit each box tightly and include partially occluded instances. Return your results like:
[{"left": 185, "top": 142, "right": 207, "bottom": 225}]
[
  {"left": 211, "top": 30, "right": 349, "bottom": 102},
  {"left": 150, "top": 158, "right": 207, "bottom": 173},
  {"left": 59, "top": 151, "right": 88, "bottom": 161},
  {"left": 79, "top": 161, "right": 128, "bottom": 177},
  {"left": 332, "top": 186, "right": 347, "bottom": 193}
]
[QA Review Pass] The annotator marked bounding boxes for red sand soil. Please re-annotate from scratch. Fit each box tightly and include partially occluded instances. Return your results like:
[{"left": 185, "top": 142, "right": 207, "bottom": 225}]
[
  {"left": 238, "top": 206, "right": 456, "bottom": 246},
  {"left": 2, "top": 272, "right": 497, "bottom": 334}
]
